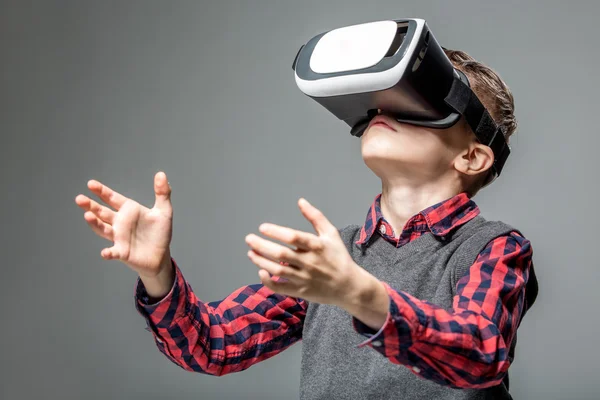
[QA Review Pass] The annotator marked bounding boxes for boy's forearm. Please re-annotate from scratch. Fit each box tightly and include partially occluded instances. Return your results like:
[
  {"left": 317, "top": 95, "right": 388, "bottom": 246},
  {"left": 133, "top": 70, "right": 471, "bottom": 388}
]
[
  {"left": 134, "top": 257, "right": 309, "bottom": 376},
  {"left": 138, "top": 255, "right": 176, "bottom": 303}
]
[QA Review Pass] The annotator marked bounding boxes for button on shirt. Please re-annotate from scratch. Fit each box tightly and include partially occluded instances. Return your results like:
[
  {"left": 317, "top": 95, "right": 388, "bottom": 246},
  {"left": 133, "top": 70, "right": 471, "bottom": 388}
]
[
  {"left": 134, "top": 192, "right": 535, "bottom": 388},
  {"left": 379, "top": 224, "right": 387, "bottom": 235}
]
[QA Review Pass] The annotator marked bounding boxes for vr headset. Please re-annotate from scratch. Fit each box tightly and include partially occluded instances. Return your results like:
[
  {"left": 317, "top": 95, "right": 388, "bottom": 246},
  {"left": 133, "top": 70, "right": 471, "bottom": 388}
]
[{"left": 292, "top": 18, "right": 510, "bottom": 186}]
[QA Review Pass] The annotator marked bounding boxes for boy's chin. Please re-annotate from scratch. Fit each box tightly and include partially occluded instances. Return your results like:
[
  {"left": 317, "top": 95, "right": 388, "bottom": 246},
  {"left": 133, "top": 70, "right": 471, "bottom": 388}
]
[
  {"left": 362, "top": 152, "right": 413, "bottom": 168},
  {"left": 362, "top": 154, "right": 417, "bottom": 177}
]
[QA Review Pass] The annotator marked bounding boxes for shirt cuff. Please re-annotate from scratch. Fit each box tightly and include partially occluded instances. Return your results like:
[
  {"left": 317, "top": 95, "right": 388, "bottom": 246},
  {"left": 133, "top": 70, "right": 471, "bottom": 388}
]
[
  {"left": 351, "top": 281, "right": 414, "bottom": 351},
  {"left": 134, "top": 258, "right": 189, "bottom": 331}
]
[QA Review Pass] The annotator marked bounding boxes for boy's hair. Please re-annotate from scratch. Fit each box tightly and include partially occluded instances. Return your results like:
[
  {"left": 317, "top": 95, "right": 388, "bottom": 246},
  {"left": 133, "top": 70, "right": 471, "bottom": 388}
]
[{"left": 443, "top": 48, "right": 517, "bottom": 196}]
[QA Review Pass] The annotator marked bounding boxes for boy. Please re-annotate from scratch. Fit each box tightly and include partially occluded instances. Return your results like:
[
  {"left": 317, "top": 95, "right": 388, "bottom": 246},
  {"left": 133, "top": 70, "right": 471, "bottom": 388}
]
[{"left": 75, "top": 48, "right": 538, "bottom": 399}]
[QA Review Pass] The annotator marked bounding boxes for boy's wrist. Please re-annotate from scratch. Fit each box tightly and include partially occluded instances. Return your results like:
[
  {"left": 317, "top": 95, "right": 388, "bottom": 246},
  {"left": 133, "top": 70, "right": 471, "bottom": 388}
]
[
  {"left": 139, "top": 254, "right": 176, "bottom": 303},
  {"left": 339, "top": 268, "right": 390, "bottom": 331}
]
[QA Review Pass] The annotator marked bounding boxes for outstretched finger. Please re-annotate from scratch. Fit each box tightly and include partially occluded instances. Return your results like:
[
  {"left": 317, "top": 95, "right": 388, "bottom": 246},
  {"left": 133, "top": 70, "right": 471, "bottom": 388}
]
[
  {"left": 84, "top": 211, "right": 114, "bottom": 242},
  {"left": 153, "top": 171, "right": 172, "bottom": 213},
  {"left": 101, "top": 245, "right": 122, "bottom": 260},
  {"left": 247, "top": 250, "right": 306, "bottom": 282},
  {"left": 298, "top": 198, "right": 336, "bottom": 236},
  {"left": 87, "top": 180, "right": 128, "bottom": 211},
  {"left": 258, "top": 269, "right": 298, "bottom": 296},
  {"left": 258, "top": 223, "right": 322, "bottom": 252},
  {"left": 75, "top": 195, "right": 116, "bottom": 224}
]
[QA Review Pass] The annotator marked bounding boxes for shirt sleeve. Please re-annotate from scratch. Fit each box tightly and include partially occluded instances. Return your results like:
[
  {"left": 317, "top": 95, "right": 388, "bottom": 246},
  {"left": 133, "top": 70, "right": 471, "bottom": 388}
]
[
  {"left": 134, "top": 258, "right": 308, "bottom": 376},
  {"left": 351, "top": 232, "right": 532, "bottom": 389}
]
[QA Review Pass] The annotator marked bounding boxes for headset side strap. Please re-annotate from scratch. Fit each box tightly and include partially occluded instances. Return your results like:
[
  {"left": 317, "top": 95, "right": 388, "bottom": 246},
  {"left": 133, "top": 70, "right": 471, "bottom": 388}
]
[{"left": 444, "top": 71, "right": 510, "bottom": 178}]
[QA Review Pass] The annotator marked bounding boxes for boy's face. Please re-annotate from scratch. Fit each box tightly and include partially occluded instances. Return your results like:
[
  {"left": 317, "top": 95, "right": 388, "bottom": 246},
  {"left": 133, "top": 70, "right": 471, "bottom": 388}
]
[{"left": 360, "top": 113, "right": 475, "bottom": 184}]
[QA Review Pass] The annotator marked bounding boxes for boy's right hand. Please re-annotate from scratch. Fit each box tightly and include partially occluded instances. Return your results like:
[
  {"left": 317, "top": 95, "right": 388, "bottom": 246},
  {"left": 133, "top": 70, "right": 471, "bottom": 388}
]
[{"left": 75, "top": 171, "right": 174, "bottom": 280}]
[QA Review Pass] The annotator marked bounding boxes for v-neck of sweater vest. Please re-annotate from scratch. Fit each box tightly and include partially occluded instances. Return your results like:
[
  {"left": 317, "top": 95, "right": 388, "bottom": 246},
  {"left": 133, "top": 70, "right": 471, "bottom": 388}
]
[{"left": 355, "top": 215, "right": 488, "bottom": 267}]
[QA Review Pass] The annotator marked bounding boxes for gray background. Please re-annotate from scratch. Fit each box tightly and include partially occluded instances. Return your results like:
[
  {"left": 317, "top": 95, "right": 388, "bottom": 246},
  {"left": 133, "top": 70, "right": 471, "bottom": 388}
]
[{"left": 1, "top": 1, "right": 598, "bottom": 399}]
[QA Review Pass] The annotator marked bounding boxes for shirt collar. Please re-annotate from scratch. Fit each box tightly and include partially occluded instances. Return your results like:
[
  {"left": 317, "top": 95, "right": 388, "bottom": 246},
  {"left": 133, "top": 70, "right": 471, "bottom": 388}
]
[{"left": 355, "top": 192, "right": 480, "bottom": 246}]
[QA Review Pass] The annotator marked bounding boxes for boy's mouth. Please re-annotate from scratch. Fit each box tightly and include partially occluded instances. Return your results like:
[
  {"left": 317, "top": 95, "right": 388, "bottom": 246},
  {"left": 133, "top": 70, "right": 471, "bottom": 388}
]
[{"left": 368, "top": 115, "right": 397, "bottom": 132}]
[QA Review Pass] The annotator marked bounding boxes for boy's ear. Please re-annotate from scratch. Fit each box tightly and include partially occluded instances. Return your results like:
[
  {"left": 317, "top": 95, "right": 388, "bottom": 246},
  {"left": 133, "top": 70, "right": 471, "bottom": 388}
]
[{"left": 454, "top": 143, "right": 494, "bottom": 177}]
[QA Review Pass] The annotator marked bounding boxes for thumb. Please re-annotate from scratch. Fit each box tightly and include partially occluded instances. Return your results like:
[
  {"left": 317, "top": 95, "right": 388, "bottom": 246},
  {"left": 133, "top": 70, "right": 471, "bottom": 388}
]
[{"left": 153, "top": 171, "right": 172, "bottom": 212}]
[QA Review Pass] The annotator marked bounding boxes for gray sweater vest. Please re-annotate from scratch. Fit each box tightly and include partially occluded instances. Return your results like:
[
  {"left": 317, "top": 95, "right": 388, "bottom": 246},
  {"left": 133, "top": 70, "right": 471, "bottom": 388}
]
[{"left": 299, "top": 215, "right": 535, "bottom": 400}]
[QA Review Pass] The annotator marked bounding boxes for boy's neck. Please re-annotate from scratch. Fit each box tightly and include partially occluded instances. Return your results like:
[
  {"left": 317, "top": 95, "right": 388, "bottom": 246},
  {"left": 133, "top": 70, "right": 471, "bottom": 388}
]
[{"left": 379, "top": 182, "right": 462, "bottom": 237}]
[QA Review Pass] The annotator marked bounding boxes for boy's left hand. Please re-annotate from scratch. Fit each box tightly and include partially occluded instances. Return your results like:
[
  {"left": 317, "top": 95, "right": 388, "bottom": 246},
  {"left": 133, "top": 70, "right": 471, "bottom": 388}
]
[{"left": 245, "top": 198, "right": 367, "bottom": 307}]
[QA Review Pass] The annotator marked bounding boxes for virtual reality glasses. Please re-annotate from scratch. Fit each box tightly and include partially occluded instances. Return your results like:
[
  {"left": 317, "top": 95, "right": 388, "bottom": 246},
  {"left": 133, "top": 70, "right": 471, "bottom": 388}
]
[{"left": 292, "top": 18, "right": 510, "bottom": 186}]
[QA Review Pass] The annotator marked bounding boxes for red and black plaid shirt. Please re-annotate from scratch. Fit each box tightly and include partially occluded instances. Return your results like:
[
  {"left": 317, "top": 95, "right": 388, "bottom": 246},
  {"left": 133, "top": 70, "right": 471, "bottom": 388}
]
[{"left": 135, "top": 192, "right": 534, "bottom": 388}]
